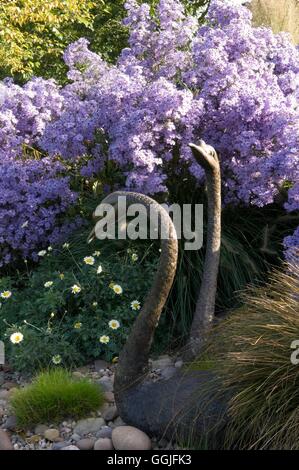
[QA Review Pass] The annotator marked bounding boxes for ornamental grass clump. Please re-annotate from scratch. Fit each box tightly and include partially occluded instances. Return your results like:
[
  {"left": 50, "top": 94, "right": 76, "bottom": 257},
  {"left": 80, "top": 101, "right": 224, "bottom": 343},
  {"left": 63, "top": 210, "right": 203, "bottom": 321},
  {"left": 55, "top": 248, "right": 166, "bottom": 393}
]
[
  {"left": 10, "top": 368, "right": 105, "bottom": 427},
  {"left": 207, "top": 263, "right": 299, "bottom": 449}
]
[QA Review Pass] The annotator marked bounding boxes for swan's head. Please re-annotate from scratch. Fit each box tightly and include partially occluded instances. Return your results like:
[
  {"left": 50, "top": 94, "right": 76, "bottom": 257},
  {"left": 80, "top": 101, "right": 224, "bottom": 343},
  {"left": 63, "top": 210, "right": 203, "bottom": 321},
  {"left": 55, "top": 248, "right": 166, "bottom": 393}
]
[{"left": 189, "top": 140, "right": 219, "bottom": 171}]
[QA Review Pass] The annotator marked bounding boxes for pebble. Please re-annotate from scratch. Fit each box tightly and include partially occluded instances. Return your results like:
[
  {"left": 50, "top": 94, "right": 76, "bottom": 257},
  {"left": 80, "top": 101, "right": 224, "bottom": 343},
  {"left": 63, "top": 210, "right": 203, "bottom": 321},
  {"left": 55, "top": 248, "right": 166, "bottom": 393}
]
[
  {"left": 104, "top": 391, "right": 114, "bottom": 403},
  {"left": 35, "top": 424, "right": 48, "bottom": 435},
  {"left": 113, "top": 417, "right": 126, "bottom": 427},
  {"left": 2, "top": 381, "right": 18, "bottom": 390},
  {"left": 70, "top": 433, "right": 81, "bottom": 442},
  {"left": 94, "top": 437, "right": 113, "bottom": 450},
  {"left": 98, "top": 376, "right": 113, "bottom": 392},
  {"left": 96, "top": 426, "right": 112, "bottom": 439},
  {"left": 74, "top": 417, "right": 105, "bottom": 436},
  {"left": 102, "top": 405, "right": 118, "bottom": 422},
  {"left": 112, "top": 426, "right": 152, "bottom": 450},
  {"left": 0, "top": 390, "right": 9, "bottom": 400},
  {"left": 72, "top": 371, "right": 84, "bottom": 379},
  {"left": 44, "top": 428, "right": 60, "bottom": 442},
  {"left": 76, "top": 438, "right": 95, "bottom": 450},
  {"left": 0, "top": 429, "right": 13, "bottom": 450},
  {"left": 2, "top": 415, "right": 17, "bottom": 431}
]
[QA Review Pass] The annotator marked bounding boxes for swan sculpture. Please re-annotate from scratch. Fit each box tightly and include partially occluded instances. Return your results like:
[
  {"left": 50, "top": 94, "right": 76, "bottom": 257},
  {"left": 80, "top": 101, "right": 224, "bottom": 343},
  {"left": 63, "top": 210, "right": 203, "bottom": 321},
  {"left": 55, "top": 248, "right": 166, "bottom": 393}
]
[{"left": 89, "top": 140, "right": 226, "bottom": 441}]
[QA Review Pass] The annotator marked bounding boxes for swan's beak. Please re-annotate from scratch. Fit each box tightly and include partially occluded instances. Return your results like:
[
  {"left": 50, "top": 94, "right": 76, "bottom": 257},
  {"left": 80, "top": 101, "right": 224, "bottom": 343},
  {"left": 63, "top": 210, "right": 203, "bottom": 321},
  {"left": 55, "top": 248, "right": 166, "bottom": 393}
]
[{"left": 189, "top": 140, "right": 213, "bottom": 159}]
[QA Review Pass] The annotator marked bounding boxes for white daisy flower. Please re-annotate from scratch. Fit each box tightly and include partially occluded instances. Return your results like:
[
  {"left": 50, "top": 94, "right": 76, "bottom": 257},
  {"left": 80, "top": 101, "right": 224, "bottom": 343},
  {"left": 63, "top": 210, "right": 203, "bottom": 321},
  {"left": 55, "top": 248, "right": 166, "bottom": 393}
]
[
  {"left": 0, "top": 290, "right": 12, "bottom": 299},
  {"left": 113, "top": 284, "right": 123, "bottom": 295},
  {"left": 52, "top": 354, "right": 62, "bottom": 365},
  {"left": 99, "top": 335, "right": 110, "bottom": 344},
  {"left": 71, "top": 284, "right": 81, "bottom": 294},
  {"left": 44, "top": 281, "right": 53, "bottom": 288},
  {"left": 38, "top": 250, "right": 47, "bottom": 257},
  {"left": 10, "top": 332, "right": 24, "bottom": 344},
  {"left": 131, "top": 300, "right": 141, "bottom": 311},
  {"left": 97, "top": 265, "right": 103, "bottom": 274},
  {"left": 84, "top": 256, "right": 95, "bottom": 265},
  {"left": 109, "top": 319, "right": 120, "bottom": 330},
  {"left": 131, "top": 253, "right": 138, "bottom": 262},
  {"left": 93, "top": 251, "right": 101, "bottom": 257}
]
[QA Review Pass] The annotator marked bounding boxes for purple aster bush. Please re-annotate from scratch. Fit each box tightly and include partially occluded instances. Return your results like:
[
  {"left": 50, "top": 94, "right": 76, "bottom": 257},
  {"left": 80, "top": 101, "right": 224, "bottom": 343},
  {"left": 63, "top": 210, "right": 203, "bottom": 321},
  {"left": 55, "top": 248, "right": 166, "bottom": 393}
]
[
  {"left": 0, "top": 157, "right": 79, "bottom": 266},
  {"left": 2, "top": 0, "right": 299, "bottom": 262},
  {"left": 40, "top": 0, "right": 299, "bottom": 261},
  {"left": 0, "top": 78, "right": 63, "bottom": 159},
  {"left": 0, "top": 78, "right": 79, "bottom": 266}
]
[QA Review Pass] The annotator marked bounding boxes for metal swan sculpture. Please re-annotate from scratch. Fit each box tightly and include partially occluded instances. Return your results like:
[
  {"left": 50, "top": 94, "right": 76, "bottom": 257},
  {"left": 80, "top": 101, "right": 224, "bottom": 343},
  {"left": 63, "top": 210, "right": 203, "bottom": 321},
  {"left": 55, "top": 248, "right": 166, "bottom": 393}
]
[{"left": 88, "top": 141, "right": 225, "bottom": 441}]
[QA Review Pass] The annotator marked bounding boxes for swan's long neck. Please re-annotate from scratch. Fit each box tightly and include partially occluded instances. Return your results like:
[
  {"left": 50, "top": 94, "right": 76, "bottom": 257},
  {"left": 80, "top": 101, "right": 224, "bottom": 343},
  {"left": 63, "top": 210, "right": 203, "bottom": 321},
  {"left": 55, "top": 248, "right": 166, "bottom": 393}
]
[
  {"left": 101, "top": 192, "right": 179, "bottom": 391},
  {"left": 188, "top": 144, "right": 221, "bottom": 357}
]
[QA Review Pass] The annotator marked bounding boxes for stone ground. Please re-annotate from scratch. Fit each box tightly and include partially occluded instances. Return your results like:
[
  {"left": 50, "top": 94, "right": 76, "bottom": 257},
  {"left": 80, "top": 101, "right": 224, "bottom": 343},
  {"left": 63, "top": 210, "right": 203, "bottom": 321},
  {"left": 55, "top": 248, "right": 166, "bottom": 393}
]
[{"left": 0, "top": 355, "right": 184, "bottom": 450}]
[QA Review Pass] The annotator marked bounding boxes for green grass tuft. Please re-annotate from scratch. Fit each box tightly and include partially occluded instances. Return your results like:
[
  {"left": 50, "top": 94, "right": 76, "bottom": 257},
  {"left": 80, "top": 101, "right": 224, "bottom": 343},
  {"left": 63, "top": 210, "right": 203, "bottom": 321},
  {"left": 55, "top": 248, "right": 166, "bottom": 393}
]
[{"left": 10, "top": 368, "right": 105, "bottom": 427}]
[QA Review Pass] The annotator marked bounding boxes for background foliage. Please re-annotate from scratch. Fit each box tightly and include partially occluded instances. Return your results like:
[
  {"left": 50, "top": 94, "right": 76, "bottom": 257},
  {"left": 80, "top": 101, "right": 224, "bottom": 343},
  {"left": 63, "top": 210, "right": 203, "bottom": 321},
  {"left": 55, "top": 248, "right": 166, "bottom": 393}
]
[
  {"left": 0, "top": 0, "right": 210, "bottom": 83},
  {"left": 250, "top": 0, "right": 299, "bottom": 44}
]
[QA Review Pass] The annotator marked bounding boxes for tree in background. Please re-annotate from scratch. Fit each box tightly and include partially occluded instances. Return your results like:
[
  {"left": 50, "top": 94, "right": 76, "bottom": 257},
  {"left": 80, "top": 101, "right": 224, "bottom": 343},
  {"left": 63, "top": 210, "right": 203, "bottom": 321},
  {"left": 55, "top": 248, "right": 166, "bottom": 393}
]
[
  {"left": 0, "top": 0, "right": 95, "bottom": 83},
  {"left": 0, "top": 0, "right": 210, "bottom": 84},
  {"left": 250, "top": 0, "right": 299, "bottom": 44}
]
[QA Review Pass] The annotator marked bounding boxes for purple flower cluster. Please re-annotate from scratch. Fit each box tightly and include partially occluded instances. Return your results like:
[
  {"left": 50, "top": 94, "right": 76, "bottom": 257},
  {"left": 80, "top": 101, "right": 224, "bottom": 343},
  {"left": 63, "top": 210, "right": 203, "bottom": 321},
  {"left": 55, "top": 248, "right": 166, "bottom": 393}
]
[
  {"left": 0, "top": 157, "right": 79, "bottom": 266},
  {"left": 0, "top": 78, "right": 63, "bottom": 159},
  {"left": 1, "top": 0, "right": 298, "bottom": 263},
  {"left": 0, "top": 78, "right": 78, "bottom": 265}
]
